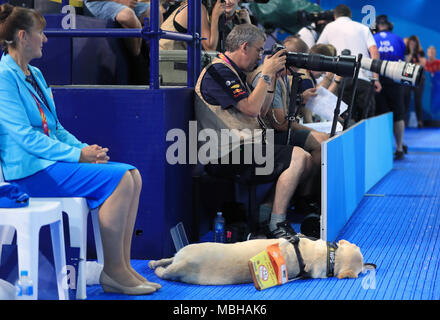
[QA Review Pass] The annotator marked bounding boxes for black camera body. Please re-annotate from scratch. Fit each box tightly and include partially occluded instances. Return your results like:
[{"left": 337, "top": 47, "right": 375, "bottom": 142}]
[
  {"left": 297, "top": 10, "right": 334, "bottom": 27},
  {"left": 271, "top": 44, "right": 356, "bottom": 77}
]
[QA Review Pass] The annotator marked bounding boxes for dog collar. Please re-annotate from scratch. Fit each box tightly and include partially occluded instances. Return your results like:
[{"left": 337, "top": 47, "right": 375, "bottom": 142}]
[
  {"left": 288, "top": 236, "right": 339, "bottom": 279},
  {"left": 326, "top": 241, "right": 338, "bottom": 277}
]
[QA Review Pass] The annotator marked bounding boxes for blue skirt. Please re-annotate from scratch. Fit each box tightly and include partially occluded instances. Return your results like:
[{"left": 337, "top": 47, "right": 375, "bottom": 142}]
[{"left": 9, "top": 161, "right": 136, "bottom": 209}]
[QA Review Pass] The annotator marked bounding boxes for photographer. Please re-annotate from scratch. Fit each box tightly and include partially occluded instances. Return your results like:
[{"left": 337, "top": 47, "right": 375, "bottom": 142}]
[
  {"left": 216, "top": 0, "right": 253, "bottom": 52},
  {"left": 296, "top": 11, "right": 333, "bottom": 49},
  {"left": 317, "top": 4, "right": 381, "bottom": 123},
  {"left": 195, "top": 24, "right": 316, "bottom": 239},
  {"left": 373, "top": 15, "right": 407, "bottom": 160},
  {"left": 247, "top": 37, "right": 331, "bottom": 219}
]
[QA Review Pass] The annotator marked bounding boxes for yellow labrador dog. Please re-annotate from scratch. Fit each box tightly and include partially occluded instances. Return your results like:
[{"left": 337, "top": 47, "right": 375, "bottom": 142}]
[{"left": 148, "top": 238, "right": 364, "bottom": 285}]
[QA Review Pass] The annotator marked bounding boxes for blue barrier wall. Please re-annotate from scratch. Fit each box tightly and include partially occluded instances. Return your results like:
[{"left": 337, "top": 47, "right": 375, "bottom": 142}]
[
  {"left": 323, "top": 113, "right": 393, "bottom": 241},
  {"left": 53, "top": 87, "right": 194, "bottom": 259},
  {"left": 365, "top": 113, "right": 394, "bottom": 192}
]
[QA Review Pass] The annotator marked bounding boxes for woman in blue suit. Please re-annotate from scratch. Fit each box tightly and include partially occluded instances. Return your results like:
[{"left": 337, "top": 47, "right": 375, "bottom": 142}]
[{"left": 0, "top": 4, "right": 159, "bottom": 295}]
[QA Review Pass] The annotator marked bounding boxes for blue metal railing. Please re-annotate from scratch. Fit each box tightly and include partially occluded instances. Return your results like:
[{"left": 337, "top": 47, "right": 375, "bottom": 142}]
[{"left": 45, "top": 0, "right": 201, "bottom": 89}]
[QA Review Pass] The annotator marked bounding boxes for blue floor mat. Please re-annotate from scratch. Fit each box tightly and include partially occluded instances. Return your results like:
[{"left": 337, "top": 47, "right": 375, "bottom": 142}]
[{"left": 82, "top": 128, "right": 439, "bottom": 300}]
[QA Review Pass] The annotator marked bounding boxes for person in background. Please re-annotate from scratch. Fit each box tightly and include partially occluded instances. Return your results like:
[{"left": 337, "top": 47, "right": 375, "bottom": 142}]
[
  {"left": 215, "top": 0, "right": 252, "bottom": 52},
  {"left": 296, "top": 17, "right": 332, "bottom": 50},
  {"left": 425, "top": 46, "right": 440, "bottom": 76},
  {"left": 404, "top": 35, "right": 426, "bottom": 128},
  {"left": 373, "top": 15, "right": 407, "bottom": 160},
  {"left": 160, "top": 0, "right": 251, "bottom": 52},
  {"left": 0, "top": 4, "right": 159, "bottom": 295},
  {"left": 83, "top": 0, "right": 154, "bottom": 57},
  {"left": 317, "top": 4, "right": 382, "bottom": 123},
  {"left": 159, "top": 0, "right": 223, "bottom": 51}
]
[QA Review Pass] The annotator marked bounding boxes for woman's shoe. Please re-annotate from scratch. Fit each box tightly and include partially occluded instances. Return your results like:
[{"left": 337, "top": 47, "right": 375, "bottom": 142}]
[
  {"left": 100, "top": 271, "right": 156, "bottom": 295},
  {"left": 144, "top": 280, "right": 162, "bottom": 289}
]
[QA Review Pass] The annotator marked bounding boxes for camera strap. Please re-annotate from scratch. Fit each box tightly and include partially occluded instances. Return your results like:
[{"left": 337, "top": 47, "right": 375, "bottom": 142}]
[
  {"left": 287, "top": 69, "right": 303, "bottom": 120},
  {"left": 206, "top": 58, "right": 266, "bottom": 135}
]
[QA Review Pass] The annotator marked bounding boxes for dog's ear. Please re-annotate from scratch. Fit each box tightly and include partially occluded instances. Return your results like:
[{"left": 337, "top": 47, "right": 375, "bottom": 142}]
[
  {"left": 337, "top": 270, "right": 358, "bottom": 279},
  {"left": 338, "top": 240, "right": 350, "bottom": 246}
]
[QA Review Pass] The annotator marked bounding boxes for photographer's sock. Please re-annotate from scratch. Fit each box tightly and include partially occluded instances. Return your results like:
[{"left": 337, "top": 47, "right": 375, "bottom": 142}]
[{"left": 269, "top": 213, "right": 287, "bottom": 231}]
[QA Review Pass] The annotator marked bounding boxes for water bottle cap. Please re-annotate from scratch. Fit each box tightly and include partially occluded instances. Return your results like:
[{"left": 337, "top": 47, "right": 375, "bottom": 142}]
[{"left": 20, "top": 270, "right": 28, "bottom": 276}]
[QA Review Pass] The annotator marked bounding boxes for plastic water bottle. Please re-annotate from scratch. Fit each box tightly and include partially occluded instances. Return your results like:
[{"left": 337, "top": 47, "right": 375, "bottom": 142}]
[
  {"left": 15, "top": 270, "right": 33, "bottom": 300},
  {"left": 213, "top": 212, "right": 225, "bottom": 243}
]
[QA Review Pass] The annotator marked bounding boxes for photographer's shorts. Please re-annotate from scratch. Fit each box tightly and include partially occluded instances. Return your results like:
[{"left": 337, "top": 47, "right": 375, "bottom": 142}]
[
  {"left": 205, "top": 144, "right": 294, "bottom": 184},
  {"left": 375, "top": 77, "right": 405, "bottom": 122},
  {"left": 84, "top": 0, "right": 150, "bottom": 21},
  {"left": 342, "top": 78, "right": 376, "bottom": 121},
  {"left": 274, "top": 129, "right": 310, "bottom": 148}
]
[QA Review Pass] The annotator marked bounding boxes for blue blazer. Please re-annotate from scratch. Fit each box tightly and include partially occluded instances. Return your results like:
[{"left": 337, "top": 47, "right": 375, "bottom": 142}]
[{"left": 0, "top": 54, "right": 88, "bottom": 181}]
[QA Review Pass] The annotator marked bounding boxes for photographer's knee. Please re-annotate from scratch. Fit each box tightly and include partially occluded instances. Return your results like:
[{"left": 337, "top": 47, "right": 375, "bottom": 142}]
[{"left": 290, "top": 147, "right": 308, "bottom": 172}]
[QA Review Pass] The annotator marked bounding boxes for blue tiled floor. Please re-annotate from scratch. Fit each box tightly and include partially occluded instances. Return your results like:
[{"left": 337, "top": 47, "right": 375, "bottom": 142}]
[{"left": 83, "top": 128, "right": 438, "bottom": 300}]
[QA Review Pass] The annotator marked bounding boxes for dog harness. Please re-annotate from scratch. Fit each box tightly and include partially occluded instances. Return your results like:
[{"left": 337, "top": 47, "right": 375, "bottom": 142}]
[{"left": 288, "top": 235, "right": 339, "bottom": 279}]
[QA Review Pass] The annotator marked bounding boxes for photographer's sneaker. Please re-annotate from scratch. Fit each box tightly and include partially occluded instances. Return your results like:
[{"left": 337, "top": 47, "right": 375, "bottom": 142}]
[
  {"left": 266, "top": 221, "right": 297, "bottom": 241},
  {"left": 394, "top": 150, "right": 404, "bottom": 160}
]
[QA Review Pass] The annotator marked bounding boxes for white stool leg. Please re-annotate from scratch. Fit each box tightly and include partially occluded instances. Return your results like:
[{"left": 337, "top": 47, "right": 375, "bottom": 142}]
[
  {"left": 91, "top": 209, "right": 104, "bottom": 265},
  {"left": 50, "top": 219, "right": 69, "bottom": 300},
  {"left": 16, "top": 224, "right": 39, "bottom": 300},
  {"left": 75, "top": 211, "right": 88, "bottom": 300},
  {"left": 0, "top": 225, "right": 15, "bottom": 262}
]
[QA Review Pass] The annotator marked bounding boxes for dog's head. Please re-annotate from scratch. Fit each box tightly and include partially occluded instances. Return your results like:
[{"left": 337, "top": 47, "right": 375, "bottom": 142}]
[{"left": 335, "top": 240, "right": 364, "bottom": 279}]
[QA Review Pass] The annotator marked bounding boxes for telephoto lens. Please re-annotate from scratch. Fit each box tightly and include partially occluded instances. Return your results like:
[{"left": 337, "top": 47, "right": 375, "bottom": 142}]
[
  {"left": 271, "top": 44, "right": 357, "bottom": 77},
  {"left": 361, "top": 57, "right": 423, "bottom": 87}
]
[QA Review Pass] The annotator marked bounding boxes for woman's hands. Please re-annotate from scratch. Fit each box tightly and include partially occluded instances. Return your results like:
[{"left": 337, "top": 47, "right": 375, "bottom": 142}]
[{"left": 80, "top": 144, "right": 110, "bottom": 164}]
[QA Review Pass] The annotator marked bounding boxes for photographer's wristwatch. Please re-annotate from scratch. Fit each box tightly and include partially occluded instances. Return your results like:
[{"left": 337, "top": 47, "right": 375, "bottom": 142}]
[{"left": 261, "top": 74, "right": 272, "bottom": 87}]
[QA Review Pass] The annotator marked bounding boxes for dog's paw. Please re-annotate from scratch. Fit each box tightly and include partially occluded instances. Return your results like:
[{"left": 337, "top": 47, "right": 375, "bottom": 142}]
[
  {"left": 148, "top": 260, "right": 157, "bottom": 270},
  {"left": 154, "top": 267, "right": 166, "bottom": 278}
]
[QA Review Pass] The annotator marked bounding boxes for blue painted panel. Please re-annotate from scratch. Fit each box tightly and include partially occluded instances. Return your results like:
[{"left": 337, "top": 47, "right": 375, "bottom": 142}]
[
  {"left": 365, "top": 113, "right": 393, "bottom": 192},
  {"left": 326, "top": 121, "right": 366, "bottom": 241},
  {"left": 325, "top": 113, "right": 393, "bottom": 241},
  {"left": 70, "top": 15, "right": 131, "bottom": 85},
  {"left": 53, "top": 87, "right": 194, "bottom": 259},
  {"left": 32, "top": 14, "right": 71, "bottom": 85}
]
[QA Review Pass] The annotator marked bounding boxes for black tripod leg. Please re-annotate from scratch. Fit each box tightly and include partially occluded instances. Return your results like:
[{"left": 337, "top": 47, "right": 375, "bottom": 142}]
[
  {"left": 331, "top": 78, "right": 347, "bottom": 137},
  {"left": 344, "top": 54, "right": 363, "bottom": 130}
]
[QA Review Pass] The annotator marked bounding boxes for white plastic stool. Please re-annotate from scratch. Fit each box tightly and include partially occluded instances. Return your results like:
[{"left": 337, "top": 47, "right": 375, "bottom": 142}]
[
  {"left": 0, "top": 200, "right": 69, "bottom": 300},
  {"left": 32, "top": 198, "right": 103, "bottom": 300}
]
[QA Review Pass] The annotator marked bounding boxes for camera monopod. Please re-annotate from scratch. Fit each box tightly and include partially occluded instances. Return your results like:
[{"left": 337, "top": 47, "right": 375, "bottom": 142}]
[
  {"left": 343, "top": 53, "right": 363, "bottom": 130},
  {"left": 330, "top": 77, "right": 347, "bottom": 137},
  {"left": 285, "top": 68, "right": 304, "bottom": 145}
]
